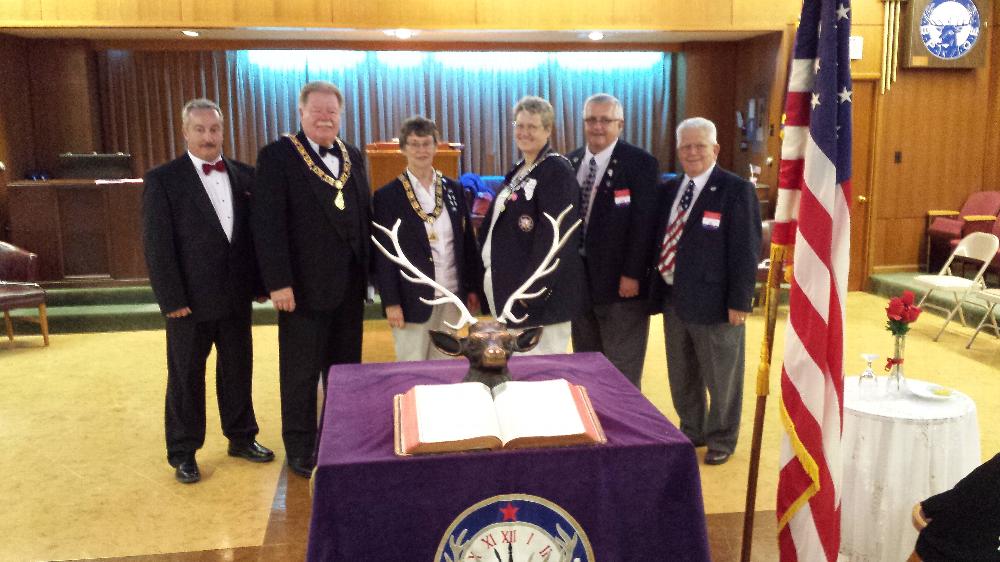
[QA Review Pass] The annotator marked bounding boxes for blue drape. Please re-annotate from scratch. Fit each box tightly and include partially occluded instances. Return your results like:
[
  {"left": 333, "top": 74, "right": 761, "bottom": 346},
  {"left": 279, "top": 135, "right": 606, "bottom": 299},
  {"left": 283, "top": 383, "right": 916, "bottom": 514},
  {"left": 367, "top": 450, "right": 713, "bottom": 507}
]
[{"left": 101, "top": 50, "right": 673, "bottom": 176}]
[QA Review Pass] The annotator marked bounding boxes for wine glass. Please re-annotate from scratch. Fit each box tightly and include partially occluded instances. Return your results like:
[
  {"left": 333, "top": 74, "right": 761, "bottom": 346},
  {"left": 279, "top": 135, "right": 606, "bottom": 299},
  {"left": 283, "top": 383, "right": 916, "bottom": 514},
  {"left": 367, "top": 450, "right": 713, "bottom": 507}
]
[{"left": 859, "top": 353, "right": 879, "bottom": 397}]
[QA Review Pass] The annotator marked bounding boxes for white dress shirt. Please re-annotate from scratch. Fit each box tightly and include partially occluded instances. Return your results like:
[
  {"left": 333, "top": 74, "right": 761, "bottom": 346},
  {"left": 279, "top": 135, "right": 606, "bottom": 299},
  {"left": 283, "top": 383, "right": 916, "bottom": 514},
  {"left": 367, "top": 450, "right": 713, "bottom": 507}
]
[
  {"left": 406, "top": 169, "right": 458, "bottom": 294},
  {"left": 575, "top": 139, "right": 618, "bottom": 225},
  {"left": 307, "top": 137, "right": 341, "bottom": 176},
  {"left": 188, "top": 152, "right": 234, "bottom": 241}
]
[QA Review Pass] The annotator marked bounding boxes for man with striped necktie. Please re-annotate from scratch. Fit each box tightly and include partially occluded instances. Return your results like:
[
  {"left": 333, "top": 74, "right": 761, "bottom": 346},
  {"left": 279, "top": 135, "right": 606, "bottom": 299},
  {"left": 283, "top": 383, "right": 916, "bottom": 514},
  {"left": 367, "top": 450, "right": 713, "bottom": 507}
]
[{"left": 648, "top": 117, "right": 760, "bottom": 466}]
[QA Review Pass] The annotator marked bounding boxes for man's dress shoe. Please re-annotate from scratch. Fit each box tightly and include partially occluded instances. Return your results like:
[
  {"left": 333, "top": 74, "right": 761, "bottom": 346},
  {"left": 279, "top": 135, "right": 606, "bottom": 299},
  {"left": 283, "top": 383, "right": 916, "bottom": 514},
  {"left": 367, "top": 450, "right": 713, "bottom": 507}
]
[
  {"left": 287, "top": 456, "right": 315, "bottom": 478},
  {"left": 228, "top": 440, "right": 275, "bottom": 463},
  {"left": 704, "top": 450, "right": 732, "bottom": 465},
  {"left": 175, "top": 459, "right": 201, "bottom": 483}
]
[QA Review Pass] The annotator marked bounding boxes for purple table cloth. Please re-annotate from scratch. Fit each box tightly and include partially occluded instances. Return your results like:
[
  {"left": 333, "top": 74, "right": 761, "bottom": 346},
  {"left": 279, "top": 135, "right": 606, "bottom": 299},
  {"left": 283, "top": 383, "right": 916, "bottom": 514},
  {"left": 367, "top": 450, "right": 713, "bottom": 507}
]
[{"left": 307, "top": 352, "right": 710, "bottom": 561}]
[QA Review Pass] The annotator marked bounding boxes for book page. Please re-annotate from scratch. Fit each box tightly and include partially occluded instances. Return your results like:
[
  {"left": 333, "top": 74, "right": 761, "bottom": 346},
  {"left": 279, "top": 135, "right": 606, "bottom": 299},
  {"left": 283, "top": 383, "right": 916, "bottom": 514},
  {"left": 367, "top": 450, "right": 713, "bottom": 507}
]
[
  {"left": 491, "top": 379, "right": 586, "bottom": 444},
  {"left": 414, "top": 382, "right": 502, "bottom": 444}
]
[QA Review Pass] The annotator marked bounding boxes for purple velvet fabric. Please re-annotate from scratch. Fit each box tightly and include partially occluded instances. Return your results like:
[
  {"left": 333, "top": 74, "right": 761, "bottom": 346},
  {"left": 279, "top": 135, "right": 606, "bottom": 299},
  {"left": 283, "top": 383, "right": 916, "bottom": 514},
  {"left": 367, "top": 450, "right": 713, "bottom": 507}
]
[{"left": 307, "top": 352, "right": 710, "bottom": 561}]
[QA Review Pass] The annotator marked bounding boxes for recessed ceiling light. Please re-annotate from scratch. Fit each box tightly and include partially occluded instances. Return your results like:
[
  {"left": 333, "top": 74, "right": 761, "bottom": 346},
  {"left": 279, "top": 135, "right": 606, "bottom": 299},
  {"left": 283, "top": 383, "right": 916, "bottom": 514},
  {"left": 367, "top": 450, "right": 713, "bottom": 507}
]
[
  {"left": 181, "top": 30, "right": 200, "bottom": 37},
  {"left": 394, "top": 29, "right": 415, "bottom": 40},
  {"left": 588, "top": 31, "right": 605, "bottom": 41}
]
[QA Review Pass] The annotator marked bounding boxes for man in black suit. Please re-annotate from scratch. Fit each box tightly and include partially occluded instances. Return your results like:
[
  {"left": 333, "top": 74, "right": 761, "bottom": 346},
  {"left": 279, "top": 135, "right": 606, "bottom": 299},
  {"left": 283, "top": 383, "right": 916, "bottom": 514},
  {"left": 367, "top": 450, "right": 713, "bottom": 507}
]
[
  {"left": 649, "top": 117, "right": 761, "bottom": 466},
  {"left": 143, "top": 98, "right": 274, "bottom": 484},
  {"left": 251, "top": 81, "right": 370, "bottom": 479},
  {"left": 567, "top": 93, "right": 659, "bottom": 388}
]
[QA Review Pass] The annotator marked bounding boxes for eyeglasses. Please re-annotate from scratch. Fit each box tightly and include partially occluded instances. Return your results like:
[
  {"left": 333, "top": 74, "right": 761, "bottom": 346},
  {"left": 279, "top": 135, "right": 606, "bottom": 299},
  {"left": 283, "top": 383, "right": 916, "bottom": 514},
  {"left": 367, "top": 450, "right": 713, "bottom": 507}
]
[
  {"left": 405, "top": 139, "right": 436, "bottom": 150},
  {"left": 584, "top": 117, "right": 622, "bottom": 126},
  {"left": 512, "top": 121, "right": 544, "bottom": 133}
]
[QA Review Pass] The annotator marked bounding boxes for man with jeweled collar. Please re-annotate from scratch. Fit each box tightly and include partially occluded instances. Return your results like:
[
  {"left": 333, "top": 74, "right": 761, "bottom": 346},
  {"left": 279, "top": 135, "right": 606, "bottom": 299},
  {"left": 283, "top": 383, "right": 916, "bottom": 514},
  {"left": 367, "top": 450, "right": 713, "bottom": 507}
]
[
  {"left": 251, "top": 81, "right": 371, "bottom": 479},
  {"left": 567, "top": 93, "right": 660, "bottom": 389}
]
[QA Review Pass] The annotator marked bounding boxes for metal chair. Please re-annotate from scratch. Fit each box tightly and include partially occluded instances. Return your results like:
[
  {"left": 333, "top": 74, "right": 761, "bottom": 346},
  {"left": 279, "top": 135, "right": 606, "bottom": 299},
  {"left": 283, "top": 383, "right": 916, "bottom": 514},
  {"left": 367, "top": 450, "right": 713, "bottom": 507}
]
[
  {"left": 965, "top": 288, "right": 1000, "bottom": 349},
  {"left": 914, "top": 232, "right": 999, "bottom": 341}
]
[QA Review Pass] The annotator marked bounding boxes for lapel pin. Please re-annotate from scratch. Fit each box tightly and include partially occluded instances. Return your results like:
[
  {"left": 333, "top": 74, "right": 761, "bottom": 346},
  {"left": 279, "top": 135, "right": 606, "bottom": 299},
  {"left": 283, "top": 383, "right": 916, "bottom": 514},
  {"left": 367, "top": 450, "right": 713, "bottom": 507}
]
[{"left": 709, "top": 185, "right": 717, "bottom": 192}]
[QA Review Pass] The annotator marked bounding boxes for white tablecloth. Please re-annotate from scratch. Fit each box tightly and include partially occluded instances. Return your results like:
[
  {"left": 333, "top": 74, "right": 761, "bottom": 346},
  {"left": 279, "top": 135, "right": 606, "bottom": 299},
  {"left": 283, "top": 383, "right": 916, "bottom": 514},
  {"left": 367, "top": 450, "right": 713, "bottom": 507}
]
[{"left": 839, "top": 377, "right": 981, "bottom": 562}]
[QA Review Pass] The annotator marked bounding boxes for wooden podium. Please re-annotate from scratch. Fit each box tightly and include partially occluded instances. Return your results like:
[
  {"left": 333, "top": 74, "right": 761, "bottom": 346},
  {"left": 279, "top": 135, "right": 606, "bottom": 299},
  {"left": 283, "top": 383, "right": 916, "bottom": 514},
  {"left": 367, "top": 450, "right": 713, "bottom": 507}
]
[{"left": 365, "top": 142, "right": 463, "bottom": 192}]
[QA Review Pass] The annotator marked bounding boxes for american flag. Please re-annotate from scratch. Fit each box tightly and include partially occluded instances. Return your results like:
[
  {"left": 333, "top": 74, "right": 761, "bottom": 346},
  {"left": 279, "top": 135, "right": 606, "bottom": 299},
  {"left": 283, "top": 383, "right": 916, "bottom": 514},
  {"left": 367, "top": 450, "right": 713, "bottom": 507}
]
[{"left": 774, "top": 0, "right": 852, "bottom": 560}]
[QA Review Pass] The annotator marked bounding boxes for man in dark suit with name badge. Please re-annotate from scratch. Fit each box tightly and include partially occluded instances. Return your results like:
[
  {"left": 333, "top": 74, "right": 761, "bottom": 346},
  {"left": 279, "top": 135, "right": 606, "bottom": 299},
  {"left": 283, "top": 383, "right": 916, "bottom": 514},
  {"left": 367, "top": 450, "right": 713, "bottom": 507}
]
[
  {"left": 649, "top": 117, "right": 760, "bottom": 466},
  {"left": 252, "top": 81, "right": 370, "bottom": 479},
  {"left": 568, "top": 93, "right": 659, "bottom": 388},
  {"left": 143, "top": 98, "right": 274, "bottom": 484}
]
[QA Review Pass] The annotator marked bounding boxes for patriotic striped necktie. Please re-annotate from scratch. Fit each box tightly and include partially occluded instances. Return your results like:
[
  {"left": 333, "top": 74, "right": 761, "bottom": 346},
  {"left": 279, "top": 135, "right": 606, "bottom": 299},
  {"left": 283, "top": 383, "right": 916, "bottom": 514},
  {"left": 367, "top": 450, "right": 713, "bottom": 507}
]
[{"left": 657, "top": 179, "right": 696, "bottom": 278}]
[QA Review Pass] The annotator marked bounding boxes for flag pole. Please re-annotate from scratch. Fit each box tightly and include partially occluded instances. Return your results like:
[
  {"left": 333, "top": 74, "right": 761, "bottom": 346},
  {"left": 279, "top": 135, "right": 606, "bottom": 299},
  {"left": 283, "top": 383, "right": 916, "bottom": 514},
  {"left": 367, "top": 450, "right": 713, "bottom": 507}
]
[{"left": 740, "top": 242, "right": 789, "bottom": 562}]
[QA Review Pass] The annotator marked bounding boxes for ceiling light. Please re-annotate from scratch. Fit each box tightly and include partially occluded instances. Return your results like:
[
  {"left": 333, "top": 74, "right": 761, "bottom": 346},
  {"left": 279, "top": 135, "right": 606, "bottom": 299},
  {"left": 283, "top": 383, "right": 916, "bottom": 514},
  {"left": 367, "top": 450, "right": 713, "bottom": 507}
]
[
  {"left": 588, "top": 31, "right": 605, "bottom": 41},
  {"left": 181, "top": 30, "right": 200, "bottom": 37},
  {"left": 393, "top": 29, "right": 415, "bottom": 39}
]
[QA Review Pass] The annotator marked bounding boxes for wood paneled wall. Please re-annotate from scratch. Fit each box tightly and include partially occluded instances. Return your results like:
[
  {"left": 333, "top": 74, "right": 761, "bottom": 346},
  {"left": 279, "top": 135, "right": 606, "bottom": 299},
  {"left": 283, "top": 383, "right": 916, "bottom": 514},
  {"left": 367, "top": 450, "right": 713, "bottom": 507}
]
[
  {"left": 0, "top": 34, "right": 35, "bottom": 235},
  {"left": 676, "top": 43, "right": 737, "bottom": 171},
  {"left": 1, "top": 0, "right": 802, "bottom": 30},
  {"left": 26, "top": 41, "right": 103, "bottom": 174}
]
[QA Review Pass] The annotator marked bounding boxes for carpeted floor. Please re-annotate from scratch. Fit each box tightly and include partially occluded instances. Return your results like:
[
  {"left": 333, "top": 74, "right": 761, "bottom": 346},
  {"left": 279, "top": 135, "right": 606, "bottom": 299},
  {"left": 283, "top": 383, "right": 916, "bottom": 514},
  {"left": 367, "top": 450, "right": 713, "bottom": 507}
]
[{"left": 1, "top": 291, "right": 997, "bottom": 561}]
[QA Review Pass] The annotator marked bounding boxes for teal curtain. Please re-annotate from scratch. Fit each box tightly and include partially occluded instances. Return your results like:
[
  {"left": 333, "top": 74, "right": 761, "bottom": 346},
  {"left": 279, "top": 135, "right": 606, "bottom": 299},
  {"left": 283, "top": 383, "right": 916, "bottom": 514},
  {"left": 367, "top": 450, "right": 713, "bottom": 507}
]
[{"left": 100, "top": 49, "right": 673, "bottom": 176}]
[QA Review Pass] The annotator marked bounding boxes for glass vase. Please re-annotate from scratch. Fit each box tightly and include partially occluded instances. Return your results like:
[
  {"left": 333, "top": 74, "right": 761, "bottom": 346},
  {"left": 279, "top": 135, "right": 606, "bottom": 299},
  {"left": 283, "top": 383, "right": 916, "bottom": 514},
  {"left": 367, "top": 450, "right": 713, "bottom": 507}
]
[{"left": 887, "top": 335, "right": 907, "bottom": 393}]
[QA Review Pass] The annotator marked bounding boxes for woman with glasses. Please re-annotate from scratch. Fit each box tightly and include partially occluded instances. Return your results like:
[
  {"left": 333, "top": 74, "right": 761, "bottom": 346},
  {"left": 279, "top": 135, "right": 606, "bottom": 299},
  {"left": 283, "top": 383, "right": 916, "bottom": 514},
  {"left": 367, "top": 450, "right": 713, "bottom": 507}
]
[
  {"left": 477, "top": 96, "right": 585, "bottom": 354},
  {"left": 372, "top": 116, "right": 483, "bottom": 360}
]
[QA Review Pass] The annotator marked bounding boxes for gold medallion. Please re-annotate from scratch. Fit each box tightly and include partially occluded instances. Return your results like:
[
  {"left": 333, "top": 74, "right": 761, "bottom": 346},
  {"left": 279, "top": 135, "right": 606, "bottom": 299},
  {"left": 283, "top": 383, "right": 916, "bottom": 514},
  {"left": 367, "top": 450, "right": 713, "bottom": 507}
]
[
  {"left": 284, "top": 134, "right": 353, "bottom": 212},
  {"left": 428, "top": 229, "right": 438, "bottom": 242},
  {"left": 334, "top": 179, "right": 343, "bottom": 190},
  {"left": 334, "top": 191, "right": 346, "bottom": 210}
]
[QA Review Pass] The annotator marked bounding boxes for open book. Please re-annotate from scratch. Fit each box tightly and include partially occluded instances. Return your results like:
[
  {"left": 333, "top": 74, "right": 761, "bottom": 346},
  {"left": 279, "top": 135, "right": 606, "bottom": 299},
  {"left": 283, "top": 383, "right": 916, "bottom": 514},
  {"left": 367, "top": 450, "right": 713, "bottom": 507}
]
[{"left": 394, "top": 378, "right": 606, "bottom": 455}]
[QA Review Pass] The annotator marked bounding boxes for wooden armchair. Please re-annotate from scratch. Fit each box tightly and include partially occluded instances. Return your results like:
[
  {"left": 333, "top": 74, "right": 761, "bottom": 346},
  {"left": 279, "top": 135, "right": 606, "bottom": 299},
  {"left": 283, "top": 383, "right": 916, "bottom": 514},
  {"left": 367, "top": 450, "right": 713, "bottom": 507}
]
[{"left": 0, "top": 241, "right": 49, "bottom": 345}]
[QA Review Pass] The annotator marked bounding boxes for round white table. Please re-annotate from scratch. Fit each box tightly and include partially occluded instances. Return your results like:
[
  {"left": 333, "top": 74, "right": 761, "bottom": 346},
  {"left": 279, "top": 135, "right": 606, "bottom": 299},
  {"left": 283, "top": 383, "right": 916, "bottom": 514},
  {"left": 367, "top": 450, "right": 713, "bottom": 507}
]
[{"left": 839, "top": 377, "right": 981, "bottom": 562}]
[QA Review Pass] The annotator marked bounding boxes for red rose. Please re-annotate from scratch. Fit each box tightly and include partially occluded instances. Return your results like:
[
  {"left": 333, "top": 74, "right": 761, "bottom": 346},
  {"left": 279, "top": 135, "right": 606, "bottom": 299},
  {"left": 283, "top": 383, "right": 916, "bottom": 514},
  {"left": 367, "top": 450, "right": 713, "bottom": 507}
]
[
  {"left": 904, "top": 305, "right": 922, "bottom": 323},
  {"left": 900, "top": 290, "right": 916, "bottom": 306},
  {"left": 886, "top": 298, "right": 905, "bottom": 321}
]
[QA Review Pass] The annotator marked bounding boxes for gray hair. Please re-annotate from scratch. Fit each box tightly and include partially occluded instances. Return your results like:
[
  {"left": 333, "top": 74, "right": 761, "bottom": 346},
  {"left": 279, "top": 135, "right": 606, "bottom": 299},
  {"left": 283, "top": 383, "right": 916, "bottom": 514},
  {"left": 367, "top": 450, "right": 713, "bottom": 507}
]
[
  {"left": 676, "top": 117, "right": 718, "bottom": 146},
  {"left": 513, "top": 96, "right": 555, "bottom": 131},
  {"left": 583, "top": 93, "right": 624, "bottom": 120},
  {"left": 299, "top": 80, "right": 344, "bottom": 108},
  {"left": 399, "top": 115, "right": 439, "bottom": 148},
  {"left": 181, "top": 98, "right": 223, "bottom": 125}
]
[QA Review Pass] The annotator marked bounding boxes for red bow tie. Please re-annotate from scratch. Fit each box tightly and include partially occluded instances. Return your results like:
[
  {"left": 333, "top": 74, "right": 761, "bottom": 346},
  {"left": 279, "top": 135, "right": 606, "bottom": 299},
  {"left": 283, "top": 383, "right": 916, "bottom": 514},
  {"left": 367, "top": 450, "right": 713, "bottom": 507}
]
[{"left": 202, "top": 160, "right": 226, "bottom": 175}]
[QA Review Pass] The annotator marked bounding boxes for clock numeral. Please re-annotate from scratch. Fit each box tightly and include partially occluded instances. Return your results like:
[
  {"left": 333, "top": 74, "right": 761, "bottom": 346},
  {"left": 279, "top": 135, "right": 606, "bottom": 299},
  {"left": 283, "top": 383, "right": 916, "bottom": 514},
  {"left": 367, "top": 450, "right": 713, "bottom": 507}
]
[
  {"left": 539, "top": 545, "right": 552, "bottom": 557},
  {"left": 502, "top": 530, "right": 517, "bottom": 544},
  {"left": 466, "top": 554, "right": 483, "bottom": 560},
  {"left": 480, "top": 533, "right": 498, "bottom": 549}
]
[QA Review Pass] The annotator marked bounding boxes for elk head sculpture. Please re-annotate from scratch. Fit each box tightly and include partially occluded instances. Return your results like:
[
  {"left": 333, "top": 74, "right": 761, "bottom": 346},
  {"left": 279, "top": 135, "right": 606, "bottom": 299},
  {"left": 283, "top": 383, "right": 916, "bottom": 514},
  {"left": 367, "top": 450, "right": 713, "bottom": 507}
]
[{"left": 371, "top": 205, "right": 580, "bottom": 389}]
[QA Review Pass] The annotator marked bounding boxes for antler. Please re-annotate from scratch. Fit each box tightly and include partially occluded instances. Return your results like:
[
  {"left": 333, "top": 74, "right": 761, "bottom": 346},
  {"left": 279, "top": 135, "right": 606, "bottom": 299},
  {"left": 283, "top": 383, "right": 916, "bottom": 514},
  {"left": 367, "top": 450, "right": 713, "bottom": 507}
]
[
  {"left": 371, "top": 219, "right": 478, "bottom": 330},
  {"left": 497, "top": 205, "right": 581, "bottom": 325}
]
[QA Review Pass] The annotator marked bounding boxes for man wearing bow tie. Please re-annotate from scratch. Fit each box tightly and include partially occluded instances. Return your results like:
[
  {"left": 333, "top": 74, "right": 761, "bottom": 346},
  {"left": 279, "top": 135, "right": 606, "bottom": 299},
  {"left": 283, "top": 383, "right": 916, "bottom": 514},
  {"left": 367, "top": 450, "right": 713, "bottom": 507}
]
[
  {"left": 649, "top": 117, "right": 760, "bottom": 466},
  {"left": 567, "top": 93, "right": 660, "bottom": 389},
  {"left": 251, "top": 81, "right": 371, "bottom": 479},
  {"left": 143, "top": 98, "right": 273, "bottom": 484}
]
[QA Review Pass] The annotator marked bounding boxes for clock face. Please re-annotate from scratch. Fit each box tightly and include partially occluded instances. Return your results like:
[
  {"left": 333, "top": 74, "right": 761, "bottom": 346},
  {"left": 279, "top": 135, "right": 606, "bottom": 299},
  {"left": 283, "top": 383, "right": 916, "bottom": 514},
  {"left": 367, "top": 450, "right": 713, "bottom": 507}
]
[
  {"left": 919, "top": 0, "right": 982, "bottom": 60},
  {"left": 436, "top": 494, "right": 594, "bottom": 562}
]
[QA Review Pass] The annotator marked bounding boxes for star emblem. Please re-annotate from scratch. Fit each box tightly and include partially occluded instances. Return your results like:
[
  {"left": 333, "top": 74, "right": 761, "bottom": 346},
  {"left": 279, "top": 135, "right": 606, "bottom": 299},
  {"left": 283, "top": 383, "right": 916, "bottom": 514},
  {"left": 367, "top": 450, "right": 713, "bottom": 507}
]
[
  {"left": 814, "top": 57, "right": 821, "bottom": 73},
  {"left": 836, "top": 3, "right": 850, "bottom": 20},
  {"left": 838, "top": 87, "right": 853, "bottom": 104},
  {"left": 811, "top": 93, "right": 821, "bottom": 109},
  {"left": 499, "top": 502, "right": 519, "bottom": 522}
]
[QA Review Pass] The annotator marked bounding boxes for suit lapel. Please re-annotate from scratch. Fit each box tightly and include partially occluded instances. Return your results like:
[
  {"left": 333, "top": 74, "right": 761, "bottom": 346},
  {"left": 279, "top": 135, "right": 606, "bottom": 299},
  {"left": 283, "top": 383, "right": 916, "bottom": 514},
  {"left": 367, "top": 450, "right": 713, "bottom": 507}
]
[
  {"left": 682, "top": 166, "right": 724, "bottom": 238},
  {"left": 295, "top": 131, "right": 350, "bottom": 241},
  {"left": 224, "top": 157, "right": 246, "bottom": 244},
  {"left": 180, "top": 154, "right": 230, "bottom": 243}
]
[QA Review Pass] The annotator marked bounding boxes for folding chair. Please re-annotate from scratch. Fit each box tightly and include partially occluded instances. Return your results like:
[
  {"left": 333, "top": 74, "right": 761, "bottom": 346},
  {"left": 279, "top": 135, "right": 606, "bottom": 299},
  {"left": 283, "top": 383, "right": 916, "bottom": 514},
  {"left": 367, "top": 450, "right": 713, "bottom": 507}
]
[
  {"left": 914, "top": 232, "right": 999, "bottom": 341},
  {"left": 965, "top": 288, "right": 1000, "bottom": 349}
]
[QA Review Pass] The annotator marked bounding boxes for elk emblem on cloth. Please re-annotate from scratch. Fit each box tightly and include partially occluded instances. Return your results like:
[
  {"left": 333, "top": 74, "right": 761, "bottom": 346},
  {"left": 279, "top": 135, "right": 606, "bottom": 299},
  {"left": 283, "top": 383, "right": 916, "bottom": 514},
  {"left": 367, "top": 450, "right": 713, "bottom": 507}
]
[{"left": 371, "top": 206, "right": 580, "bottom": 389}]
